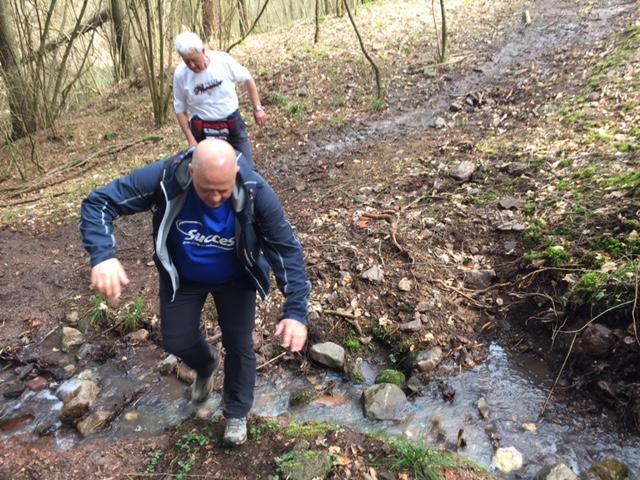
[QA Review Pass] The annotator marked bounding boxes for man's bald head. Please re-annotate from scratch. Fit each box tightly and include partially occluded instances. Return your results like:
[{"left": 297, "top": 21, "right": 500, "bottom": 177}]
[{"left": 189, "top": 139, "right": 239, "bottom": 208}]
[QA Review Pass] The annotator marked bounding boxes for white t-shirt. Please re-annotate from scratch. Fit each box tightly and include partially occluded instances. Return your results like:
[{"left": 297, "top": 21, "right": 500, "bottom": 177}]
[{"left": 173, "top": 51, "right": 252, "bottom": 120}]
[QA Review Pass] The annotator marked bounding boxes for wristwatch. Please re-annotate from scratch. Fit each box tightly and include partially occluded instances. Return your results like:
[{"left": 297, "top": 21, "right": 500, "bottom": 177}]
[{"left": 253, "top": 105, "right": 264, "bottom": 112}]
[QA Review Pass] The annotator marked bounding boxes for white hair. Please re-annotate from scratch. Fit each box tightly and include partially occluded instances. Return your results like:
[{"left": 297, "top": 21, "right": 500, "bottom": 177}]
[{"left": 174, "top": 31, "right": 204, "bottom": 56}]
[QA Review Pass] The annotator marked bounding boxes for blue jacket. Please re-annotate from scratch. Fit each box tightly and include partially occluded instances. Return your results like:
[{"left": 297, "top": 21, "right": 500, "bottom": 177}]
[{"left": 79, "top": 150, "right": 311, "bottom": 324}]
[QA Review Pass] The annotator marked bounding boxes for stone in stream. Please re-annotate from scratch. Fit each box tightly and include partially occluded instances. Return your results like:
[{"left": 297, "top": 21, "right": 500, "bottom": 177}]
[
  {"left": 158, "top": 354, "right": 178, "bottom": 375},
  {"left": 583, "top": 459, "right": 631, "bottom": 480},
  {"left": 534, "top": 463, "right": 577, "bottom": 480},
  {"left": 62, "top": 327, "right": 85, "bottom": 352},
  {"left": 361, "top": 384, "right": 407, "bottom": 420},
  {"left": 76, "top": 410, "right": 113, "bottom": 437},
  {"left": 25, "top": 376, "right": 49, "bottom": 392},
  {"left": 477, "top": 396, "right": 490, "bottom": 419},
  {"left": 309, "top": 342, "right": 345, "bottom": 370},
  {"left": 57, "top": 378, "right": 99, "bottom": 423},
  {"left": 492, "top": 446, "right": 523, "bottom": 473},
  {"left": 414, "top": 347, "right": 443, "bottom": 373},
  {"left": 289, "top": 387, "right": 318, "bottom": 407},
  {"left": 2, "top": 381, "right": 25, "bottom": 399}
]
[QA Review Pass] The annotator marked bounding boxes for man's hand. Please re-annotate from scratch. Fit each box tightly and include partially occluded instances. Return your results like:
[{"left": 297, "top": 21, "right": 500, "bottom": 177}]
[
  {"left": 90, "top": 258, "right": 130, "bottom": 302},
  {"left": 253, "top": 108, "right": 268, "bottom": 127},
  {"left": 274, "top": 319, "right": 307, "bottom": 352}
]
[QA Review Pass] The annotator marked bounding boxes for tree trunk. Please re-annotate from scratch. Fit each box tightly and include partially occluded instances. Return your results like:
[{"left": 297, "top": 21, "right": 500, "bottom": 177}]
[
  {"left": 314, "top": 0, "right": 320, "bottom": 43},
  {"left": 439, "top": 0, "right": 447, "bottom": 63},
  {"left": 0, "top": 1, "right": 35, "bottom": 138},
  {"left": 202, "top": 0, "right": 214, "bottom": 41},
  {"left": 343, "top": 0, "right": 382, "bottom": 99},
  {"left": 237, "top": 0, "right": 249, "bottom": 37},
  {"left": 111, "top": 0, "right": 131, "bottom": 79}
]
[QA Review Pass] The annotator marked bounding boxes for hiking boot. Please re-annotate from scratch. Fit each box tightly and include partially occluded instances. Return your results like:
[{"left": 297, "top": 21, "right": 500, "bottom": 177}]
[
  {"left": 223, "top": 417, "right": 247, "bottom": 447},
  {"left": 191, "top": 345, "right": 220, "bottom": 403}
]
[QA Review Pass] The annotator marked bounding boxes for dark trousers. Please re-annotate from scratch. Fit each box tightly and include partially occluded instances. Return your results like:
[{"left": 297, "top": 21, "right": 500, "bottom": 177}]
[
  {"left": 190, "top": 110, "right": 255, "bottom": 169},
  {"left": 159, "top": 273, "right": 257, "bottom": 418}
]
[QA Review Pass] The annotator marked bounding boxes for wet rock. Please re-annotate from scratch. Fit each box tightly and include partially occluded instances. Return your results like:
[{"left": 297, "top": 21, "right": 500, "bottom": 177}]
[
  {"left": 492, "top": 446, "right": 523, "bottom": 473},
  {"left": 125, "top": 329, "right": 149, "bottom": 344},
  {"left": 583, "top": 459, "right": 631, "bottom": 480},
  {"left": 176, "top": 363, "right": 196, "bottom": 385},
  {"left": 289, "top": 387, "right": 318, "bottom": 407},
  {"left": 62, "top": 327, "right": 85, "bottom": 352},
  {"left": 361, "top": 265, "right": 384, "bottom": 282},
  {"left": 158, "top": 354, "right": 178, "bottom": 375},
  {"left": 16, "top": 364, "right": 35, "bottom": 380},
  {"left": 65, "top": 311, "right": 79, "bottom": 325},
  {"left": 498, "top": 195, "right": 524, "bottom": 210},
  {"left": 375, "top": 369, "right": 406, "bottom": 386},
  {"left": 521, "top": 422, "right": 537, "bottom": 433},
  {"left": 278, "top": 449, "right": 333, "bottom": 480},
  {"left": 535, "top": 463, "right": 577, "bottom": 480},
  {"left": 78, "top": 369, "right": 99, "bottom": 383},
  {"left": 450, "top": 161, "right": 476, "bottom": 182},
  {"left": 57, "top": 379, "right": 99, "bottom": 422},
  {"left": 578, "top": 324, "right": 616, "bottom": 358},
  {"left": 414, "top": 347, "right": 443, "bottom": 373},
  {"left": 398, "top": 277, "right": 412, "bottom": 292},
  {"left": 406, "top": 375, "right": 424, "bottom": 393},
  {"left": 362, "top": 384, "right": 407, "bottom": 420},
  {"left": 477, "top": 396, "right": 490, "bottom": 419},
  {"left": 309, "top": 342, "right": 345, "bottom": 370},
  {"left": 76, "top": 410, "right": 113, "bottom": 437},
  {"left": 25, "top": 376, "right": 49, "bottom": 392},
  {"left": 463, "top": 268, "right": 495, "bottom": 289},
  {"left": 2, "top": 381, "right": 25, "bottom": 399}
]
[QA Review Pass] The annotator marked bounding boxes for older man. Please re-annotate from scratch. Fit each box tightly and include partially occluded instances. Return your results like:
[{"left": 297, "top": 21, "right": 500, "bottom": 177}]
[
  {"left": 173, "top": 31, "right": 267, "bottom": 168},
  {"left": 80, "top": 139, "right": 310, "bottom": 446}
]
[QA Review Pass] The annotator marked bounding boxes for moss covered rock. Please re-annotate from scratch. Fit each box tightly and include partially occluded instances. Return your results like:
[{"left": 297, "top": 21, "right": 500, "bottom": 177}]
[{"left": 375, "top": 369, "right": 406, "bottom": 386}]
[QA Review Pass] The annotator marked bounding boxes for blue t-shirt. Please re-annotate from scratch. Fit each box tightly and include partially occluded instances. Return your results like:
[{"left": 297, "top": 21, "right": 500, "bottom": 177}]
[{"left": 167, "top": 188, "right": 244, "bottom": 284}]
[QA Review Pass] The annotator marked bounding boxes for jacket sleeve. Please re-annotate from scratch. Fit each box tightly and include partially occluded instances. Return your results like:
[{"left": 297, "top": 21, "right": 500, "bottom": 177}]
[
  {"left": 253, "top": 181, "right": 311, "bottom": 325},
  {"left": 79, "top": 160, "right": 165, "bottom": 267}
]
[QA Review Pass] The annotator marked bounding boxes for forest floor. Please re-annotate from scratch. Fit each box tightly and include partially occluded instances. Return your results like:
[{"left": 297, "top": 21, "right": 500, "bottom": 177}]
[{"left": 0, "top": 0, "right": 639, "bottom": 478}]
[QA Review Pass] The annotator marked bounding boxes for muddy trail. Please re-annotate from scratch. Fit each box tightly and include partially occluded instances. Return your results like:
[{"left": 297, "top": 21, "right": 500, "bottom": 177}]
[
  {"left": 1, "top": 0, "right": 639, "bottom": 478},
  {"left": 264, "top": 0, "right": 636, "bottom": 175}
]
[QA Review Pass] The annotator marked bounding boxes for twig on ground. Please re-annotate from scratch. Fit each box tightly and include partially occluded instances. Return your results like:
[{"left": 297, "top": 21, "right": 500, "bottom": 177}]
[
  {"left": 539, "top": 332, "right": 578, "bottom": 418},
  {"left": 434, "top": 279, "right": 490, "bottom": 309},
  {"left": 323, "top": 309, "right": 364, "bottom": 335},
  {"left": 257, "top": 351, "right": 287, "bottom": 371}
]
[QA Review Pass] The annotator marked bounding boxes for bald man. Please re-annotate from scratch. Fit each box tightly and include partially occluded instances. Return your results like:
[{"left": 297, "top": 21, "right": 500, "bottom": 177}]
[{"left": 80, "top": 139, "right": 310, "bottom": 447}]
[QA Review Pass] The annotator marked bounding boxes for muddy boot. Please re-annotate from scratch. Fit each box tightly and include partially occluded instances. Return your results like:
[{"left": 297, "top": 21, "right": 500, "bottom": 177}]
[
  {"left": 191, "top": 345, "right": 220, "bottom": 403},
  {"left": 223, "top": 417, "right": 247, "bottom": 447}
]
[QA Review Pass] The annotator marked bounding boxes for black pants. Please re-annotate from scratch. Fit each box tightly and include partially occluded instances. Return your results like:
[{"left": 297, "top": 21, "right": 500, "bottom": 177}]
[
  {"left": 159, "top": 273, "right": 257, "bottom": 418},
  {"left": 190, "top": 110, "right": 255, "bottom": 169}
]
